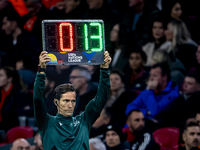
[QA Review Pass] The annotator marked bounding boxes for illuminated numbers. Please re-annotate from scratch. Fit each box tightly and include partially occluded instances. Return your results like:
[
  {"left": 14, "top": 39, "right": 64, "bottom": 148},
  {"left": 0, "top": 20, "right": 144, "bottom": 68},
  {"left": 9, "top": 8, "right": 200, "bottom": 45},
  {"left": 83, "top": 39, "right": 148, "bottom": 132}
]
[
  {"left": 90, "top": 22, "right": 103, "bottom": 52},
  {"left": 84, "top": 24, "right": 89, "bottom": 50},
  {"left": 59, "top": 23, "right": 74, "bottom": 52},
  {"left": 58, "top": 22, "right": 103, "bottom": 52}
]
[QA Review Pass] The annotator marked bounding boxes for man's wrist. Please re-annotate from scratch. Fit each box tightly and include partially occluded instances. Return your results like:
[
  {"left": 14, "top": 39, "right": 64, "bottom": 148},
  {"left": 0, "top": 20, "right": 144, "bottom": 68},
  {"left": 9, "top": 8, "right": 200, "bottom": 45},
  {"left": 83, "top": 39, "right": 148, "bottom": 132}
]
[
  {"left": 100, "top": 65, "right": 109, "bottom": 69},
  {"left": 38, "top": 65, "right": 46, "bottom": 74}
]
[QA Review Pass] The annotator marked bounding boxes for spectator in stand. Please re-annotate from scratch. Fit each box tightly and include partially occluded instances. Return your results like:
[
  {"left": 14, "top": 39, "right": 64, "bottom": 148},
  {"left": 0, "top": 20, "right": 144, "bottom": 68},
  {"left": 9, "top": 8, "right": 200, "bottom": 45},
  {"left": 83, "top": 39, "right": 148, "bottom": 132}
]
[
  {"left": 104, "top": 124, "right": 131, "bottom": 150},
  {"left": 124, "top": 48, "right": 148, "bottom": 92},
  {"left": 152, "top": 50, "right": 185, "bottom": 86},
  {"left": 160, "top": 69, "right": 200, "bottom": 130},
  {"left": 89, "top": 108, "right": 113, "bottom": 150},
  {"left": 46, "top": 0, "right": 88, "bottom": 19},
  {"left": 10, "top": 138, "right": 31, "bottom": 150},
  {"left": 164, "top": 19, "right": 198, "bottom": 72},
  {"left": 106, "top": 69, "right": 125, "bottom": 107},
  {"left": 125, "top": 63, "right": 179, "bottom": 126},
  {"left": 0, "top": 66, "right": 30, "bottom": 131},
  {"left": 127, "top": 0, "right": 159, "bottom": 46},
  {"left": 34, "top": 131, "right": 43, "bottom": 150},
  {"left": 109, "top": 49, "right": 148, "bottom": 128},
  {"left": 142, "top": 18, "right": 171, "bottom": 67},
  {"left": 90, "top": 123, "right": 130, "bottom": 150},
  {"left": 0, "top": 0, "right": 18, "bottom": 46},
  {"left": 22, "top": 0, "right": 48, "bottom": 44},
  {"left": 180, "top": 70, "right": 200, "bottom": 119},
  {"left": 1, "top": 12, "right": 41, "bottom": 71},
  {"left": 109, "top": 23, "right": 129, "bottom": 71},
  {"left": 69, "top": 66, "right": 97, "bottom": 116},
  {"left": 87, "top": 0, "right": 121, "bottom": 49},
  {"left": 162, "top": 0, "right": 183, "bottom": 23},
  {"left": 179, "top": 122, "right": 200, "bottom": 150},
  {"left": 124, "top": 109, "right": 160, "bottom": 150}
]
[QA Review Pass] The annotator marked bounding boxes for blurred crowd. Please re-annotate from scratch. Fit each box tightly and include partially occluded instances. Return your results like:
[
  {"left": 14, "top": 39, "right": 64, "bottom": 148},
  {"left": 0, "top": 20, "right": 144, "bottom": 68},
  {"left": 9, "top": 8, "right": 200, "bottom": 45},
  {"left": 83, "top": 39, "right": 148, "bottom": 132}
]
[{"left": 1, "top": 0, "right": 200, "bottom": 149}]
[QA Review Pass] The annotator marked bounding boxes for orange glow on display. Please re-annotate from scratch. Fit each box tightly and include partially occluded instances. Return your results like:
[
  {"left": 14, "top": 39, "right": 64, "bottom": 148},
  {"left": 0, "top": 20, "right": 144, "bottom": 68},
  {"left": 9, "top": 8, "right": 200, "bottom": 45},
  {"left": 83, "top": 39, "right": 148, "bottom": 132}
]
[{"left": 59, "top": 23, "right": 74, "bottom": 52}]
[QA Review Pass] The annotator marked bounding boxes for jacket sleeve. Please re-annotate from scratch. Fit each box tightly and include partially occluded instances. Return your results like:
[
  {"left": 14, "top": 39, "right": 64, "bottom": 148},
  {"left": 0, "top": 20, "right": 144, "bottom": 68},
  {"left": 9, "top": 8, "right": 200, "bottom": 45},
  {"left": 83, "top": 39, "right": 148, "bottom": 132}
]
[
  {"left": 125, "top": 92, "right": 147, "bottom": 116},
  {"left": 145, "top": 90, "right": 179, "bottom": 115},
  {"left": 33, "top": 72, "right": 49, "bottom": 131},
  {"left": 83, "top": 68, "right": 110, "bottom": 127},
  {"left": 125, "top": 89, "right": 179, "bottom": 117}
]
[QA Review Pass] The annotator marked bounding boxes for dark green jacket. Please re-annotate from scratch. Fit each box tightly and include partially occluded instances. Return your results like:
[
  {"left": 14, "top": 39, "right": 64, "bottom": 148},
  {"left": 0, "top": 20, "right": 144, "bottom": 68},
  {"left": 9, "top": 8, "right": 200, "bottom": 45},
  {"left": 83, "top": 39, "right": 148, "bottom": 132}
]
[{"left": 33, "top": 69, "right": 110, "bottom": 150}]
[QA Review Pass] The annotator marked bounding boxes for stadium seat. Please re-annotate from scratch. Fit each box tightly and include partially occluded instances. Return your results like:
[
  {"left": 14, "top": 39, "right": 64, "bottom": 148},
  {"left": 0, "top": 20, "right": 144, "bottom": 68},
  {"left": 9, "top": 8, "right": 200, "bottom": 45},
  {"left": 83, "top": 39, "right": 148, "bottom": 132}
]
[
  {"left": 153, "top": 127, "right": 179, "bottom": 150},
  {"left": 0, "top": 142, "right": 8, "bottom": 147},
  {"left": 6, "top": 126, "right": 33, "bottom": 143}
]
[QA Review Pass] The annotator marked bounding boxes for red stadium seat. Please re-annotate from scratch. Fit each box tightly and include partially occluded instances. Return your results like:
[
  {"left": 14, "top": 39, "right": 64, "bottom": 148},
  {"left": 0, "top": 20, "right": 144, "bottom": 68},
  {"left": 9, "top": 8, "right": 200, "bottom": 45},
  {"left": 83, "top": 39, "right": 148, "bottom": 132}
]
[
  {"left": 153, "top": 127, "right": 179, "bottom": 150},
  {"left": 6, "top": 126, "right": 33, "bottom": 143},
  {"left": 0, "top": 142, "right": 8, "bottom": 147}
]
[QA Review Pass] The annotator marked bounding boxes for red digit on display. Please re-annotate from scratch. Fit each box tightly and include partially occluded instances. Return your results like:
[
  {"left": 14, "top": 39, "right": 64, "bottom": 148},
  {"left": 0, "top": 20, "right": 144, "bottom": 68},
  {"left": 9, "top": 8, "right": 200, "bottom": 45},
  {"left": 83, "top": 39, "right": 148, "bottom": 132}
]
[{"left": 59, "top": 23, "right": 74, "bottom": 52}]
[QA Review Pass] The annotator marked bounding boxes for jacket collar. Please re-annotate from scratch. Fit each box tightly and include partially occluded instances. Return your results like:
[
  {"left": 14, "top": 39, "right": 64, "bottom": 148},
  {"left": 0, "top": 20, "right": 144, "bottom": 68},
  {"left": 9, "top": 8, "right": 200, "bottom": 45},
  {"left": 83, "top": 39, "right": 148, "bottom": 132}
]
[
  {"left": 55, "top": 113, "right": 72, "bottom": 121},
  {"left": 158, "top": 81, "right": 178, "bottom": 93}
]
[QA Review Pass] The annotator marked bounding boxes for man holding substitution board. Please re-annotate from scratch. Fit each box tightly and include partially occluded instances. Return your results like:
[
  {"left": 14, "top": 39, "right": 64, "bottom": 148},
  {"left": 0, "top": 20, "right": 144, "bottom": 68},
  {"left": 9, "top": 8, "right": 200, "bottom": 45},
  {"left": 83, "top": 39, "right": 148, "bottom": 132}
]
[{"left": 33, "top": 50, "right": 111, "bottom": 149}]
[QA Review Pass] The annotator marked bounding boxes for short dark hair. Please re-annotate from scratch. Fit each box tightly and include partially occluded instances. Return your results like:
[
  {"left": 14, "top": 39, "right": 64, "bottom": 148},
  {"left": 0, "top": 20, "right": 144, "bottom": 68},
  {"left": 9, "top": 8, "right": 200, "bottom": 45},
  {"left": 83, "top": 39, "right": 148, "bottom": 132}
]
[
  {"left": 127, "top": 109, "right": 142, "bottom": 119},
  {"left": 1, "top": 66, "right": 22, "bottom": 88},
  {"left": 110, "top": 69, "right": 125, "bottom": 83},
  {"left": 151, "top": 62, "right": 171, "bottom": 82},
  {"left": 186, "top": 69, "right": 200, "bottom": 84},
  {"left": 183, "top": 122, "right": 199, "bottom": 132},
  {"left": 129, "top": 47, "right": 147, "bottom": 63},
  {"left": 4, "top": 11, "right": 21, "bottom": 26},
  {"left": 54, "top": 83, "right": 76, "bottom": 100},
  {"left": 151, "top": 17, "right": 166, "bottom": 30}
]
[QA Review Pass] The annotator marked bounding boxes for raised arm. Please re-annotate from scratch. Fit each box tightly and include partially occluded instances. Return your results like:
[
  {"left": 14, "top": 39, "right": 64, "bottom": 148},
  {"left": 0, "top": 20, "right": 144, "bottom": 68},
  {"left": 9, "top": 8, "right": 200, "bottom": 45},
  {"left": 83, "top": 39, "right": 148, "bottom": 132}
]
[
  {"left": 83, "top": 51, "right": 111, "bottom": 127},
  {"left": 33, "top": 51, "right": 51, "bottom": 131}
]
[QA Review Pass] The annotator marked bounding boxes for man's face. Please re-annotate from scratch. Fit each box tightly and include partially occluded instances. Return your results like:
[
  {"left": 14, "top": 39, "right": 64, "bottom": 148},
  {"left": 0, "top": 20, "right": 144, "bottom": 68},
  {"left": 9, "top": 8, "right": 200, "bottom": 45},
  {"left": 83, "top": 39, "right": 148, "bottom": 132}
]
[
  {"left": 105, "top": 130, "right": 121, "bottom": 148},
  {"left": 129, "top": 0, "right": 143, "bottom": 7},
  {"left": 55, "top": 92, "right": 76, "bottom": 117},
  {"left": 127, "top": 111, "right": 145, "bottom": 133},
  {"left": 11, "top": 139, "right": 30, "bottom": 150},
  {"left": 183, "top": 77, "right": 200, "bottom": 95},
  {"left": 149, "top": 67, "right": 166, "bottom": 88},
  {"left": 1, "top": 17, "right": 15, "bottom": 35},
  {"left": 65, "top": 0, "right": 80, "bottom": 14},
  {"left": 196, "top": 114, "right": 200, "bottom": 127},
  {"left": 69, "top": 69, "right": 86, "bottom": 91},
  {"left": 110, "top": 73, "right": 124, "bottom": 91},
  {"left": 183, "top": 126, "right": 200, "bottom": 149},
  {"left": 129, "top": 52, "right": 144, "bottom": 71},
  {"left": 87, "top": 0, "right": 103, "bottom": 10}
]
